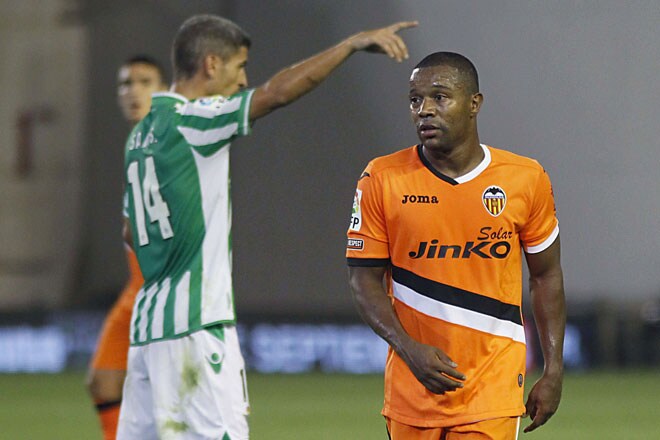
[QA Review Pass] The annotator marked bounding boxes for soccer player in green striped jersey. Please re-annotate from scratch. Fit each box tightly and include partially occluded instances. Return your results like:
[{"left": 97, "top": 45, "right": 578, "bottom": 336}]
[{"left": 117, "top": 14, "right": 417, "bottom": 440}]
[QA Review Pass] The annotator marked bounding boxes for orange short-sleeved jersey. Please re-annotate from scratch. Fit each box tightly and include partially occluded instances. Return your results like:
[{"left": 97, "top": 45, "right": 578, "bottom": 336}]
[{"left": 346, "top": 144, "right": 558, "bottom": 428}]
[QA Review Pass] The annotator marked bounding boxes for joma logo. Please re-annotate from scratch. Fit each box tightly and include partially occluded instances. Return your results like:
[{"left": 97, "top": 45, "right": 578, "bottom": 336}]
[{"left": 401, "top": 194, "right": 438, "bottom": 204}]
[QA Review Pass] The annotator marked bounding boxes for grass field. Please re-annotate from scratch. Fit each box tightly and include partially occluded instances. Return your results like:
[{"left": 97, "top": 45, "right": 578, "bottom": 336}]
[{"left": 0, "top": 370, "right": 658, "bottom": 439}]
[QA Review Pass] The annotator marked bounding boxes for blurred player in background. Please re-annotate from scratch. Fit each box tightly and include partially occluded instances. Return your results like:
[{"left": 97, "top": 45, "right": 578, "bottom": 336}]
[
  {"left": 86, "top": 54, "right": 167, "bottom": 440},
  {"left": 347, "top": 52, "right": 565, "bottom": 439},
  {"left": 117, "top": 14, "right": 417, "bottom": 440}
]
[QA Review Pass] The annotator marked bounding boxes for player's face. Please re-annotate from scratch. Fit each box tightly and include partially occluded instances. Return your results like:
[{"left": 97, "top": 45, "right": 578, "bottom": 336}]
[
  {"left": 210, "top": 46, "right": 249, "bottom": 96},
  {"left": 409, "top": 65, "right": 481, "bottom": 152},
  {"left": 117, "top": 63, "right": 165, "bottom": 124}
]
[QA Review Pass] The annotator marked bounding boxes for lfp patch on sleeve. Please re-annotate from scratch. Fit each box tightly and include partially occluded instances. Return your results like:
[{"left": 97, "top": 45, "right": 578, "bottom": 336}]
[{"left": 349, "top": 189, "right": 362, "bottom": 231}]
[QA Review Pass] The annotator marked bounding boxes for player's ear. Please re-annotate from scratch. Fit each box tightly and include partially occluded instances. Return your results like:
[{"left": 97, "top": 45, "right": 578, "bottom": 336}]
[
  {"left": 203, "top": 54, "right": 222, "bottom": 78},
  {"left": 470, "top": 92, "right": 483, "bottom": 116}
]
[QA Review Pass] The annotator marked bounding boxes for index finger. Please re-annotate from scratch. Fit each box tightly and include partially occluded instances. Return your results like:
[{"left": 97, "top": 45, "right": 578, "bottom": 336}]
[
  {"left": 441, "top": 365, "right": 466, "bottom": 381},
  {"left": 434, "top": 352, "right": 466, "bottom": 381},
  {"left": 388, "top": 21, "right": 419, "bottom": 32}
]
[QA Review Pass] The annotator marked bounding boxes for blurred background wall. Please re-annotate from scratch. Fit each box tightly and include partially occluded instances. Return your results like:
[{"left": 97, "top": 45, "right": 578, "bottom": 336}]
[
  {"left": 0, "top": 0, "right": 86, "bottom": 310},
  {"left": 0, "top": 0, "right": 658, "bottom": 369}
]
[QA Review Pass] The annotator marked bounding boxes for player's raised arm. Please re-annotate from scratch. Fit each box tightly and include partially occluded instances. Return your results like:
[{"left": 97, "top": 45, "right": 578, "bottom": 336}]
[{"left": 249, "top": 21, "right": 418, "bottom": 121}]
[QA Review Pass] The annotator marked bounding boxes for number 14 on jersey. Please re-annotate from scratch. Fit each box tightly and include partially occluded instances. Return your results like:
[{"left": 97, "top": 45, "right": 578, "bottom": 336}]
[{"left": 127, "top": 156, "right": 174, "bottom": 246}]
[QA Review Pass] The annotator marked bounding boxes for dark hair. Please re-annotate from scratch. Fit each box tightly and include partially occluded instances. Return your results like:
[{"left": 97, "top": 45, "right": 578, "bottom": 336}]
[
  {"left": 414, "top": 52, "right": 479, "bottom": 94},
  {"left": 172, "top": 14, "right": 251, "bottom": 80},
  {"left": 122, "top": 54, "right": 167, "bottom": 84}
]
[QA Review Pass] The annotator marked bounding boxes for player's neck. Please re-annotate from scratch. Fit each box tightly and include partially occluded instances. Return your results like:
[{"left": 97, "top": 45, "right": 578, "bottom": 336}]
[
  {"left": 172, "top": 76, "right": 208, "bottom": 101},
  {"left": 421, "top": 138, "right": 483, "bottom": 179}
]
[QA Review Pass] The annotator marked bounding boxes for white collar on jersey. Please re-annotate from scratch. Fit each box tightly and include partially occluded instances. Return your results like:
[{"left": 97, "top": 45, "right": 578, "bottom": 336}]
[{"left": 453, "top": 144, "right": 491, "bottom": 184}]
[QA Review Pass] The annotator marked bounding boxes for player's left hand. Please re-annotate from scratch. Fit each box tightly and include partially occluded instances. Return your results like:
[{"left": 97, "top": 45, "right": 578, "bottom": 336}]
[
  {"left": 348, "top": 21, "right": 419, "bottom": 62},
  {"left": 523, "top": 373, "right": 563, "bottom": 432}
]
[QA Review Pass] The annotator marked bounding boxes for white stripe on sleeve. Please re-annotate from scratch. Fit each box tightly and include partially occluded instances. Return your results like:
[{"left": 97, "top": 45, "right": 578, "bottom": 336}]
[
  {"left": 525, "top": 224, "right": 559, "bottom": 254},
  {"left": 178, "top": 124, "right": 238, "bottom": 147}
]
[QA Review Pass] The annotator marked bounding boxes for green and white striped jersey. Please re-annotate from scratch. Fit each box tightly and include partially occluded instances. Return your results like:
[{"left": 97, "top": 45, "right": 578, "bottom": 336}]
[{"left": 123, "top": 90, "right": 254, "bottom": 345}]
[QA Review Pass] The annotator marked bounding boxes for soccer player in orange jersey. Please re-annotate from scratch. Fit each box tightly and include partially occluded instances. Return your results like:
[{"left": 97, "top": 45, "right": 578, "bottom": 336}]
[
  {"left": 347, "top": 52, "right": 566, "bottom": 439},
  {"left": 86, "top": 55, "right": 167, "bottom": 440}
]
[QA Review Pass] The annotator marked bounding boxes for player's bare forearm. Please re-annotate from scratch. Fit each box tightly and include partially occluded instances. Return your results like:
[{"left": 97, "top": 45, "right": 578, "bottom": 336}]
[
  {"left": 524, "top": 238, "right": 566, "bottom": 432},
  {"left": 347, "top": 265, "right": 465, "bottom": 394},
  {"left": 531, "top": 271, "right": 565, "bottom": 376},
  {"left": 250, "top": 21, "right": 417, "bottom": 120},
  {"left": 528, "top": 238, "right": 565, "bottom": 376},
  {"left": 348, "top": 265, "right": 410, "bottom": 351},
  {"left": 250, "top": 42, "right": 354, "bottom": 119}
]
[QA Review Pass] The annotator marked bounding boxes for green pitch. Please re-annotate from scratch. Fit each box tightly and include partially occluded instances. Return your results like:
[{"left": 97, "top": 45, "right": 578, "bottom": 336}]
[{"left": 0, "top": 370, "right": 658, "bottom": 439}]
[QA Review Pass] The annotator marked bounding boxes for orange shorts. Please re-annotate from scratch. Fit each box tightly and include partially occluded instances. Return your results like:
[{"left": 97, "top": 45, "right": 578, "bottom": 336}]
[
  {"left": 386, "top": 416, "right": 521, "bottom": 440},
  {"left": 90, "top": 282, "right": 140, "bottom": 370}
]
